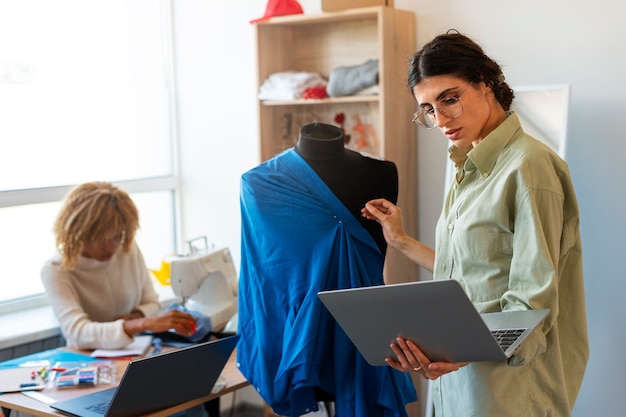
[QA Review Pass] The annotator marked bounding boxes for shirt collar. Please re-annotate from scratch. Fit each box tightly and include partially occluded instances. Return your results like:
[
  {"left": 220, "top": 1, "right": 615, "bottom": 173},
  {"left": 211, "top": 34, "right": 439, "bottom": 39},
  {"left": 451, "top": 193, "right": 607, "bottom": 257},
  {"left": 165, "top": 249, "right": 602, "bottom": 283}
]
[{"left": 448, "top": 111, "right": 522, "bottom": 178}]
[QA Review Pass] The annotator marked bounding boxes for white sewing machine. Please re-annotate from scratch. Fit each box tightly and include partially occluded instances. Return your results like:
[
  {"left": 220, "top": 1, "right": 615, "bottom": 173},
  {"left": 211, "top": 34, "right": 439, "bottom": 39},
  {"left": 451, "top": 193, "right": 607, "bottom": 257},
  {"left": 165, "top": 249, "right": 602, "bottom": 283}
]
[{"left": 169, "top": 244, "right": 239, "bottom": 333}]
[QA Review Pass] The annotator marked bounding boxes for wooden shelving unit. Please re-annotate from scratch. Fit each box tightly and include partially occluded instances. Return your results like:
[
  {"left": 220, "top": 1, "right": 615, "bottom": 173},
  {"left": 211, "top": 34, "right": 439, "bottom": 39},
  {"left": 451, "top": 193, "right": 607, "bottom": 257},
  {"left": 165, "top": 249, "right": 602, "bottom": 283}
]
[{"left": 254, "top": 5, "right": 418, "bottom": 283}]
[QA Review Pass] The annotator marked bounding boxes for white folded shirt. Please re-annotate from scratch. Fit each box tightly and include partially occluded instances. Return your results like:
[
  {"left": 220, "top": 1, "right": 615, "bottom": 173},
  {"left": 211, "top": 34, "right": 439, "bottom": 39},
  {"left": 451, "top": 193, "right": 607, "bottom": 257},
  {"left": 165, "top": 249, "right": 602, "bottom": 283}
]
[{"left": 258, "top": 71, "right": 327, "bottom": 100}]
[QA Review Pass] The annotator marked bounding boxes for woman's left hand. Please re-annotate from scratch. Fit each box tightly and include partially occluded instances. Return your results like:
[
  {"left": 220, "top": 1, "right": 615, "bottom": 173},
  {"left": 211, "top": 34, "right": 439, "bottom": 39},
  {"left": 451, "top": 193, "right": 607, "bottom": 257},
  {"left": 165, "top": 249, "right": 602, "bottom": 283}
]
[
  {"left": 114, "top": 309, "right": 144, "bottom": 321},
  {"left": 122, "top": 309, "right": 197, "bottom": 337},
  {"left": 386, "top": 337, "right": 469, "bottom": 380}
]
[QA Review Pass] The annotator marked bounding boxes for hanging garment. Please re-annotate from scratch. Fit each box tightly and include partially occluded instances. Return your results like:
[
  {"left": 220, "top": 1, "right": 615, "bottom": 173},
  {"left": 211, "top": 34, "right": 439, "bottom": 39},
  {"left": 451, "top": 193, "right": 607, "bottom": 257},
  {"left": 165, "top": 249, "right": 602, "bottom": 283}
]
[{"left": 237, "top": 148, "right": 416, "bottom": 417}]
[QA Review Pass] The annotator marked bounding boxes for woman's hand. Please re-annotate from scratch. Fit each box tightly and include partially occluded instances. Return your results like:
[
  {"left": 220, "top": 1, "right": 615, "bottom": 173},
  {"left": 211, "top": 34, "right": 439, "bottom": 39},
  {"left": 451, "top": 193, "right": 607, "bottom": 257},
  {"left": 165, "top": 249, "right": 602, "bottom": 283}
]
[
  {"left": 361, "top": 198, "right": 408, "bottom": 250},
  {"left": 386, "top": 337, "right": 468, "bottom": 380},
  {"left": 146, "top": 309, "right": 198, "bottom": 336},
  {"left": 114, "top": 309, "right": 144, "bottom": 321},
  {"left": 123, "top": 309, "right": 197, "bottom": 337},
  {"left": 363, "top": 198, "right": 436, "bottom": 272}
]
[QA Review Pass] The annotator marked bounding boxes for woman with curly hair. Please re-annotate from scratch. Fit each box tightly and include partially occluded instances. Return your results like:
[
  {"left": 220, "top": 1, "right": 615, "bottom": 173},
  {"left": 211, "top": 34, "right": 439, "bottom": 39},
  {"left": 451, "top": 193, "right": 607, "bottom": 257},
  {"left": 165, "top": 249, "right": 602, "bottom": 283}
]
[{"left": 41, "top": 181, "right": 197, "bottom": 350}]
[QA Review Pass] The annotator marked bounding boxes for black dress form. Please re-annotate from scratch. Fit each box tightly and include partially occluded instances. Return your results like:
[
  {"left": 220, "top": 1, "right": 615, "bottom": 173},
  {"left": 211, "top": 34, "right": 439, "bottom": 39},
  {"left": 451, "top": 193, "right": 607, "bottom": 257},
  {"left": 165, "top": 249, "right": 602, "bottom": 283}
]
[{"left": 294, "top": 122, "right": 398, "bottom": 254}]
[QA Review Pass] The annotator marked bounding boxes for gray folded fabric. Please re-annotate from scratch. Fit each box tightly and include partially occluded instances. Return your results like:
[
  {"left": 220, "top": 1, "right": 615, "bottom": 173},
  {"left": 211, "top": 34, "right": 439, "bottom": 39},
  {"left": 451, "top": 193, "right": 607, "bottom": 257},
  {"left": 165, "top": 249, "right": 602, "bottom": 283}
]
[{"left": 326, "top": 59, "right": 379, "bottom": 97}]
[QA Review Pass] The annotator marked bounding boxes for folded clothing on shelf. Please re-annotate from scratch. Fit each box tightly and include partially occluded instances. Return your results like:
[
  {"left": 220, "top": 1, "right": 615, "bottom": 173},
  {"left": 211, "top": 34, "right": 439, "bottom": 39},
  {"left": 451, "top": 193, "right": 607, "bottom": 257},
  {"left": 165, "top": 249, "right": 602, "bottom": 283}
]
[
  {"left": 258, "top": 71, "right": 328, "bottom": 101},
  {"left": 326, "top": 59, "right": 379, "bottom": 97}
]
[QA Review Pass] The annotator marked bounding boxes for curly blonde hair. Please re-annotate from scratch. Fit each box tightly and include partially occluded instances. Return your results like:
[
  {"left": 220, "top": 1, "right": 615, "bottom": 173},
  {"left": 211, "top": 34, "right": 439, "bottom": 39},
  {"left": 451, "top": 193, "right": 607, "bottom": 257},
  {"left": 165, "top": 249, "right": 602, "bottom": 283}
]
[{"left": 53, "top": 182, "right": 139, "bottom": 270}]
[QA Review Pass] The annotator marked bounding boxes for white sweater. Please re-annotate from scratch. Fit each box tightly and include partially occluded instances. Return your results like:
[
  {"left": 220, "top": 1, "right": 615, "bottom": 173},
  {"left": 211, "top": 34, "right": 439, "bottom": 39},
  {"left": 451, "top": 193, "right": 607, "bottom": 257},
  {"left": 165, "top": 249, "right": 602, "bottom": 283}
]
[{"left": 41, "top": 243, "right": 161, "bottom": 350}]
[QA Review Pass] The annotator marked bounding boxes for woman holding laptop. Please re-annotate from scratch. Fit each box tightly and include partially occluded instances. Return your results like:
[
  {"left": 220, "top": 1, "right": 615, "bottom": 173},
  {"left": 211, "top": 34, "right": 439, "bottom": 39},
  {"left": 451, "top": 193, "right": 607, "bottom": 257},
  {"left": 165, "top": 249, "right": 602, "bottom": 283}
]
[{"left": 362, "top": 31, "right": 588, "bottom": 416}]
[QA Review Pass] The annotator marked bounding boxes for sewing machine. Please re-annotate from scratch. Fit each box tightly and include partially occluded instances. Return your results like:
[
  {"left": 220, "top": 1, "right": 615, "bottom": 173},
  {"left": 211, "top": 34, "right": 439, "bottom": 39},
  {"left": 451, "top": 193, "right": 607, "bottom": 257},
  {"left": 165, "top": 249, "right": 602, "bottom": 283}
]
[{"left": 169, "top": 245, "right": 239, "bottom": 333}]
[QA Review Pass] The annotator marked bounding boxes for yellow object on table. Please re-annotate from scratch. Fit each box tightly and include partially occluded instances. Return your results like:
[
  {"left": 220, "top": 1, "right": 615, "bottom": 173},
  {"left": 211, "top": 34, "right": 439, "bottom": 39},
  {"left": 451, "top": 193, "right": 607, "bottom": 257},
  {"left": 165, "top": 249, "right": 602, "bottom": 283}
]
[{"left": 150, "top": 259, "right": 172, "bottom": 286}]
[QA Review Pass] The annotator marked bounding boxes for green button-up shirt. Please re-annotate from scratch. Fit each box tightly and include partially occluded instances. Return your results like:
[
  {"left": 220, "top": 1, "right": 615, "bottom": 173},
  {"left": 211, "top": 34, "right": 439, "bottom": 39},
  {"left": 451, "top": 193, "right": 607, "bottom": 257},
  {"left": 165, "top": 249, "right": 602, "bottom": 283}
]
[{"left": 432, "top": 112, "right": 589, "bottom": 417}]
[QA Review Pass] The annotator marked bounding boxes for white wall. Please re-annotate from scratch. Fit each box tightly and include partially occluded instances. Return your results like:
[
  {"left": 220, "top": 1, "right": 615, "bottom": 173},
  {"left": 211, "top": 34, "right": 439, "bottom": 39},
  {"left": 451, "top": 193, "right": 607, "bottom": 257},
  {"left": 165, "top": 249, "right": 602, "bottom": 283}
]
[
  {"left": 173, "top": 1, "right": 625, "bottom": 415},
  {"left": 171, "top": 1, "right": 260, "bottom": 258}
]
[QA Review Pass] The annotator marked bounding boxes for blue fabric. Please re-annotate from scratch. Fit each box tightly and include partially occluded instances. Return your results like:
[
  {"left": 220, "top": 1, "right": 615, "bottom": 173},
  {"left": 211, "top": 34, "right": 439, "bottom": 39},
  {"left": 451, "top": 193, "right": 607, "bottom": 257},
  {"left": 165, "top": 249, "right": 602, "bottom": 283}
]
[
  {"left": 163, "top": 302, "right": 213, "bottom": 343},
  {"left": 237, "top": 149, "right": 416, "bottom": 417},
  {"left": 0, "top": 349, "right": 96, "bottom": 369},
  {"left": 145, "top": 303, "right": 214, "bottom": 347}
]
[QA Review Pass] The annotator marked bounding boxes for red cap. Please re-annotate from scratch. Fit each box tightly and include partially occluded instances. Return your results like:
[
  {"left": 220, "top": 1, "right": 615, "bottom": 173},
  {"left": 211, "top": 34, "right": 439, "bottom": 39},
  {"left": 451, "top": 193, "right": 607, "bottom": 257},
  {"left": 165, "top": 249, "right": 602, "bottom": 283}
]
[{"left": 250, "top": 0, "right": 304, "bottom": 24}]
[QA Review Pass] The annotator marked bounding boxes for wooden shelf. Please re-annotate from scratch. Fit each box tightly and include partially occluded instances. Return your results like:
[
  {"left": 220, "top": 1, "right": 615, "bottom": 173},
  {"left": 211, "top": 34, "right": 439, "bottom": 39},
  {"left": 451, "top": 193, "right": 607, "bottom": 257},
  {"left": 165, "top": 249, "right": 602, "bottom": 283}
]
[
  {"left": 261, "top": 95, "right": 379, "bottom": 106},
  {"left": 254, "top": 6, "right": 418, "bottom": 282},
  {"left": 255, "top": 6, "right": 385, "bottom": 26}
]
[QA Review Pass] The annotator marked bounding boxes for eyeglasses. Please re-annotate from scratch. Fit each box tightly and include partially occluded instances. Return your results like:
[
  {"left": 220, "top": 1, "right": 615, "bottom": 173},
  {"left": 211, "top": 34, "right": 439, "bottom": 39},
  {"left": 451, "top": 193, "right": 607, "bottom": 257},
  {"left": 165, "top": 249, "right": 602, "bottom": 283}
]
[
  {"left": 97, "top": 233, "right": 124, "bottom": 245},
  {"left": 412, "top": 83, "right": 471, "bottom": 129}
]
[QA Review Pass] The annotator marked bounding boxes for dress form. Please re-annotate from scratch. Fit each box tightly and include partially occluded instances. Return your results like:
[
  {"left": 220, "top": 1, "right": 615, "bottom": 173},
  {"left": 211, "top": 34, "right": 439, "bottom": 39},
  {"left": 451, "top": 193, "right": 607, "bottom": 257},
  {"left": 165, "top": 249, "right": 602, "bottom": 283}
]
[{"left": 295, "top": 122, "right": 398, "bottom": 254}]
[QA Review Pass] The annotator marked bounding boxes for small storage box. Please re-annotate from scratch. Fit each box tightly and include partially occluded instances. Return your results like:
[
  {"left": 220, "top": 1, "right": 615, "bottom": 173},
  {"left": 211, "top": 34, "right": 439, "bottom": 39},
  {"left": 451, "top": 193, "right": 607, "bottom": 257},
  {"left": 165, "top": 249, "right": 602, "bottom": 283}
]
[{"left": 321, "top": 0, "right": 394, "bottom": 13}]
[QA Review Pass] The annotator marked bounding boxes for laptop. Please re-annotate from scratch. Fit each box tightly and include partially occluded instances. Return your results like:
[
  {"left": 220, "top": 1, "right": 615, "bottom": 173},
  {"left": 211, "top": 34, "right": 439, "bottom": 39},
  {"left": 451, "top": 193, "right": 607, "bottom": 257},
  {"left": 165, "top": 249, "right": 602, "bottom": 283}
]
[
  {"left": 50, "top": 334, "right": 240, "bottom": 417},
  {"left": 318, "top": 280, "right": 549, "bottom": 366}
]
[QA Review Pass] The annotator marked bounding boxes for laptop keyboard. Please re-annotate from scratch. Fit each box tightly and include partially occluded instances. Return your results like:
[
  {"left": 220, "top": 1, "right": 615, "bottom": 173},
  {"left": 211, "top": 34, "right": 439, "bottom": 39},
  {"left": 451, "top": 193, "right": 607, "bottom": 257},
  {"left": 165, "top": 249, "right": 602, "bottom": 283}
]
[
  {"left": 85, "top": 401, "right": 110, "bottom": 415},
  {"left": 491, "top": 328, "right": 525, "bottom": 351}
]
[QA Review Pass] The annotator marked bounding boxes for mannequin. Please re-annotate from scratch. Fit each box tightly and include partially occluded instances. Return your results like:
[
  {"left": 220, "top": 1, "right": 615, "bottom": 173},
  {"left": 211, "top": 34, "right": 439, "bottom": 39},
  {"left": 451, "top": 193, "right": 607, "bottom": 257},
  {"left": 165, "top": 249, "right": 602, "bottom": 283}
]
[
  {"left": 295, "top": 122, "right": 398, "bottom": 254},
  {"left": 237, "top": 123, "right": 417, "bottom": 417}
]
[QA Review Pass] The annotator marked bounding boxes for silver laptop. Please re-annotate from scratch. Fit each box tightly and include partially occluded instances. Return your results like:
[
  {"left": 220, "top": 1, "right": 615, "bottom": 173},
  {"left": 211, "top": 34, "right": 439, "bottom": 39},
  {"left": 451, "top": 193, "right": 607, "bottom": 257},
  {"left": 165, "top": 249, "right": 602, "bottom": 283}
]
[
  {"left": 318, "top": 280, "right": 549, "bottom": 366},
  {"left": 50, "top": 334, "right": 239, "bottom": 417}
]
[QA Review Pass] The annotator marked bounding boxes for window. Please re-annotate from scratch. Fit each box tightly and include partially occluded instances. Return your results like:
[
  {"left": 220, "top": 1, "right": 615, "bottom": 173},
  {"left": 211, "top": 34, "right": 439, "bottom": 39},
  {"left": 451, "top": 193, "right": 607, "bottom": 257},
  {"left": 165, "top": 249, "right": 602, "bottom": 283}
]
[{"left": 0, "top": 0, "right": 179, "bottom": 307}]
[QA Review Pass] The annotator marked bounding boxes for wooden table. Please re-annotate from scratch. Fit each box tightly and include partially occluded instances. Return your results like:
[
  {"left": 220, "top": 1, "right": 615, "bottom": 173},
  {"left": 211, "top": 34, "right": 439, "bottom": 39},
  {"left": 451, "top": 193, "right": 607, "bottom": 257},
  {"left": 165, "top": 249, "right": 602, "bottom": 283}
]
[{"left": 0, "top": 348, "right": 249, "bottom": 417}]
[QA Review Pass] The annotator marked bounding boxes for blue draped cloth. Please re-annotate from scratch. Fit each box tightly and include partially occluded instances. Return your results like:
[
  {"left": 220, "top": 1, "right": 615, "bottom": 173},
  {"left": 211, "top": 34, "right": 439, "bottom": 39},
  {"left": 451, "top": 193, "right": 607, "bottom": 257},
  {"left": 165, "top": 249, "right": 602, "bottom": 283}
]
[{"left": 237, "top": 148, "right": 416, "bottom": 417}]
